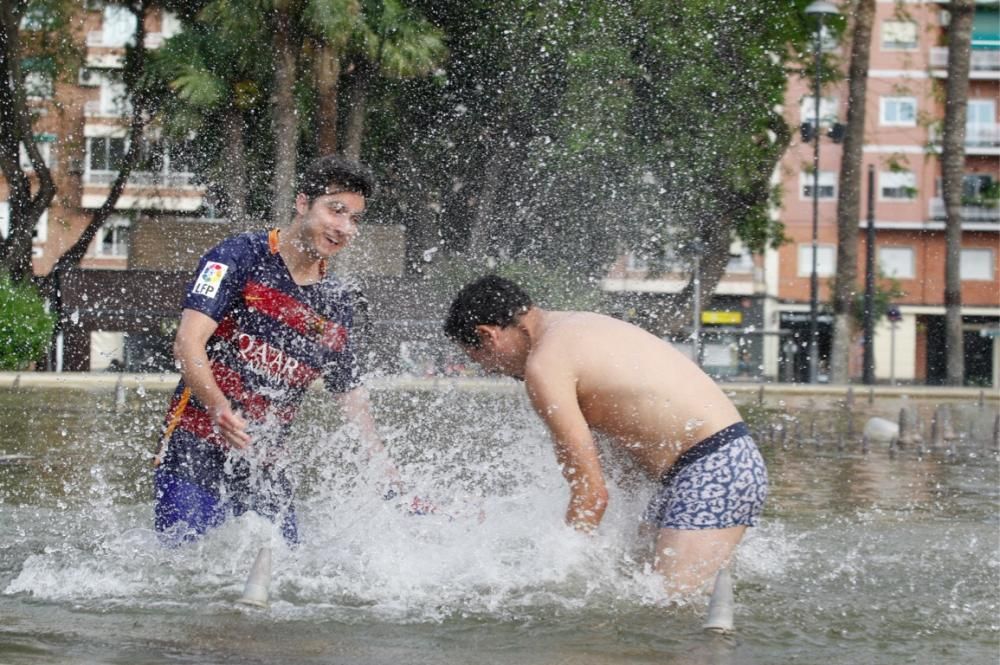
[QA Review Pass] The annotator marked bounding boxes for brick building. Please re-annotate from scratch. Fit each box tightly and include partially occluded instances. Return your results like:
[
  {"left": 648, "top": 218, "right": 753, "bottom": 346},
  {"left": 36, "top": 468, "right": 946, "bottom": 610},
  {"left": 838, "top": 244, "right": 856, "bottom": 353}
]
[{"left": 768, "top": 0, "right": 999, "bottom": 386}]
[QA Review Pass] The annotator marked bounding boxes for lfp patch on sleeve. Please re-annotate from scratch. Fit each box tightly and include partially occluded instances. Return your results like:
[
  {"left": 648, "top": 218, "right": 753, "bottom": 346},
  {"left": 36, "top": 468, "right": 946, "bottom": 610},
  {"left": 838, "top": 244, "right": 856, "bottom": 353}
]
[{"left": 192, "top": 262, "right": 229, "bottom": 298}]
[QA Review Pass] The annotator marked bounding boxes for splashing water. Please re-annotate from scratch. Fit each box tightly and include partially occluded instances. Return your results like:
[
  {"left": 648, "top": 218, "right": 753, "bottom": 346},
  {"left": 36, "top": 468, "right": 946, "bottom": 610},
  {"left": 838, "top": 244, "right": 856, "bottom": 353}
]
[{"left": 1, "top": 384, "right": 997, "bottom": 664}]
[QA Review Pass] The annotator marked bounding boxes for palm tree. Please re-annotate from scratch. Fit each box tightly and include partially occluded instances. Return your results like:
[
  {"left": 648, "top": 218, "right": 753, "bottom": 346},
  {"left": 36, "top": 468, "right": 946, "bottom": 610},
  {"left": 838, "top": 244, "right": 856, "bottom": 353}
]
[
  {"left": 341, "top": 0, "right": 446, "bottom": 159},
  {"left": 150, "top": 19, "right": 273, "bottom": 226},
  {"left": 940, "top": 0, "right": 974, "bottom": 385},
  {"left": 199, "top": 0, "right": 359, "bottom": 224},
  {"left": 829, "top": 0, "right": 875, "bottom": 384}
]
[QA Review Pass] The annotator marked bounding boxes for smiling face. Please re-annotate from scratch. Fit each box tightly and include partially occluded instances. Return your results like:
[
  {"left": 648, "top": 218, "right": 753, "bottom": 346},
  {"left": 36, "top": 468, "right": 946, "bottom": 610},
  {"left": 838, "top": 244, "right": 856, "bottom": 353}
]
[{"left": 292, "top": 190, "right": 366, "bottom": 259}]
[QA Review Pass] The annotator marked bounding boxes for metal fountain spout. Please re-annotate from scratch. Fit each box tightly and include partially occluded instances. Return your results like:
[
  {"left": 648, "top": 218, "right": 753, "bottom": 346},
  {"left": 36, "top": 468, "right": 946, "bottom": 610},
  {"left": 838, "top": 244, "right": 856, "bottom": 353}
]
[
  {"left": 237, "top": 546, "right": 272, "bottom": 608},
  {"left": 703, "top": 568, "right": 735, "bottom": 634}
]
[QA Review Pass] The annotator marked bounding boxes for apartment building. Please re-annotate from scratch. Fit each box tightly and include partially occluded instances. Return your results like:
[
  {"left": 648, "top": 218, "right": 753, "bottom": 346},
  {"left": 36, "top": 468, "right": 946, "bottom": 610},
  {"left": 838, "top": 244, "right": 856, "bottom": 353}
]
[
  {"left": 602, "top": 247, "right": 768, "bottom": 381},
  {"left": 0, "top": 3, "right": 238, "bottom": 371},
  {"left": 768, "top": 0, "right": 999, "bottom": 386},
  {"left": 2, "top": 2, "right": 411, "bottom": 372}
]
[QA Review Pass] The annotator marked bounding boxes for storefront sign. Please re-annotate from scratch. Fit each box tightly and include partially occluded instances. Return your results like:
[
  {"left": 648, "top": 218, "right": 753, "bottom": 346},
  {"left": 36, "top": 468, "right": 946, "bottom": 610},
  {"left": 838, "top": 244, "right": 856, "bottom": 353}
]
[{"left": 702, "top": 310, "right": 742, "bottom": 325}]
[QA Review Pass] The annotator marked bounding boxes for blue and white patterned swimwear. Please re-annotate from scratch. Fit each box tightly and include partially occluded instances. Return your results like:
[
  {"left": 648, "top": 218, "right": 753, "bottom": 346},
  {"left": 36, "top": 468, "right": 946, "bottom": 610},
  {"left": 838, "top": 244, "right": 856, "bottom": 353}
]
[{"left": 643, "top": 422, "right": 768, "bottom": 530}]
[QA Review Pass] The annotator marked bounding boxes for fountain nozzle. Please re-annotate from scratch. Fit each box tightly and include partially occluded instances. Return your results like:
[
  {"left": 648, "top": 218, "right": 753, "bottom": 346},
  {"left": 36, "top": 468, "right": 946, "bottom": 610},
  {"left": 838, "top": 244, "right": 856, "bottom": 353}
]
[
  {"left": 236, "top": 546, "right": 271, "bottom": 608},
  {"left": 703, "top": 568, "right": 735, "bottom": 634}
]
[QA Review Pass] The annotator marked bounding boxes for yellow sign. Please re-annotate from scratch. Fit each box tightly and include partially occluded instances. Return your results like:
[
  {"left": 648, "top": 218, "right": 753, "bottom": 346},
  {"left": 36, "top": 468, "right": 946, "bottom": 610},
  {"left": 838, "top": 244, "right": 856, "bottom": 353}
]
[{"left": 701, "top": 311, "right": 742, "bottom": 325}]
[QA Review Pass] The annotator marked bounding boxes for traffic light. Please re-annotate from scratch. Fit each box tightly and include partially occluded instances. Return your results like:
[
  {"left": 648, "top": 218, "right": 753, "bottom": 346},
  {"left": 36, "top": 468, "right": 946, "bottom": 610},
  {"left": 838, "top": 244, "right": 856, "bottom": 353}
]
[{"left": 800, "top": 122, "right": 816, "bottom": 143}]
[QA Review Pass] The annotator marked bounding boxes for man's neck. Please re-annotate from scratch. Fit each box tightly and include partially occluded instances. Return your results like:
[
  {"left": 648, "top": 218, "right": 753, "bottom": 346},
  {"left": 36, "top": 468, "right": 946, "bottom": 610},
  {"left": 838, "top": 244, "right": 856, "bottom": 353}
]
[
  {"left": 517, "top": 307, "right": 547, "bottom": 350},
  {"left": 277, "top": 225, "right": 325, "bottom": 285}
]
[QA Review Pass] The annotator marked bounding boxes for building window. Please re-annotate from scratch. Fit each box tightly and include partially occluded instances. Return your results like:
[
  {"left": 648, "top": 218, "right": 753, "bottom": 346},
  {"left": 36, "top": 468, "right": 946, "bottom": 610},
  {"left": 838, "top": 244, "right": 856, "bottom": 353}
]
[
  {"left": 800, "top": 171, "right": 837, "bottom": 200},
  {"left": 161, "top": 11, "right": 183, "bottom": 38},
  {"left": 20, "top": 6, "right": 56, "bottom": 30},
  {"left": 87, "top": 137, "right": 127, "bottom": 172},
  {"left": 24, "top": 71, "right": 53, "bottom": 100},
  {"left": 95, "top": 216, "right": 130, "bottom": 257},
  {"left": 797, "top": 244, "right": 836, "bottom": 277},
  {"left": 967, "top": 100, "right": 996, "bottom": 147},
  {"left": 101, "top": 5, "right": 137, "bottom": 46},
  {"left": 878, "top": 246, "right": 915, "bottom": 279},
  {"left": 0, "top": 202, "right": 48, "bottom": 243},
  {"left": 960, "top": 248, "right": 994, "bottom": 281},
  {"left": 879, "top": 171, "right": 917, "bottom": 200},
  {"left": 880, "top": 97, "right": 917, "bottom": 126},
  {"left": 882, "top": 20, "right": 918, "bottom": 50},
  {"left": 97, "top": 77, "right": 130, "bottom": 116},
  {"left": 19, "top": 141, "right": 53, "bottom": 171},
  {"left": 136, "top": 138, "right": 197, "bottom": 177},
  {"left": 799, "top": 96, "right": 839, "bottom": 127}
]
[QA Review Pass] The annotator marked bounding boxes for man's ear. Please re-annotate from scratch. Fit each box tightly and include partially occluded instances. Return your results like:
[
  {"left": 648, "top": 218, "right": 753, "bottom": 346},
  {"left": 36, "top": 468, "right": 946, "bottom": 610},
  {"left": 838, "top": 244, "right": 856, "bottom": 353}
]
[
  {"left": 294, "top": 192, "right": 311, "bottom": 216},
  {"left": 474, "top": 324, "right": 499, "bottom": 348}
]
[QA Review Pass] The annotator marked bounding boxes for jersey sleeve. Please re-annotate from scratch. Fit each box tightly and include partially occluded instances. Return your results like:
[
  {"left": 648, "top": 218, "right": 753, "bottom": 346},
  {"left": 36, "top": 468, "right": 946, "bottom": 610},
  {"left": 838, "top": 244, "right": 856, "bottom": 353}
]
[{"left": 181, "top": 236, "right": 251, "bottom": 321}]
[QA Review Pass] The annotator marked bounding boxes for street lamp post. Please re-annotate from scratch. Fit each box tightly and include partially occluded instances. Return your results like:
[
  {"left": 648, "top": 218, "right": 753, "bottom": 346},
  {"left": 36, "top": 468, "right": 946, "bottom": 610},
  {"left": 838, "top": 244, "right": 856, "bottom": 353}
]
[
  {"left": 862, "top": 165, "right": 877, "bottom": 385},
  {"left": 805, "top": 0, "right": 840, "bottom": 384},
  {"left": 692, "top": 239, "right": 702, "bottom": 366}
]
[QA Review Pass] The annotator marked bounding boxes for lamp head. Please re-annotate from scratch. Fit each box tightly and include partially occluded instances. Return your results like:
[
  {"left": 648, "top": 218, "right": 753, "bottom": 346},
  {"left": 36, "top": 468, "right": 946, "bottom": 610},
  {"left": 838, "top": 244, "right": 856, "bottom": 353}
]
[{"left": 805, "top": 1, "right": 840, "bottom": 18}]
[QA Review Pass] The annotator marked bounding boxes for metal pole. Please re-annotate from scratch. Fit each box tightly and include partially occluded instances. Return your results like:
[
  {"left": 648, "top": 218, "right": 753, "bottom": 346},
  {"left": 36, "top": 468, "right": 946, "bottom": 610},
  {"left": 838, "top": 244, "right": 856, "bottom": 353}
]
[
  {"left": 863, "top": 165, "right": 876, "bottom": 385},
  {"left": 808, "top": 14, "right": 825, "bottom": 384},
  {"left": 890, "top": 321, "right": 897, "bottom": 386},
  {"left": 692, "top": 241, "right": 702, "bottom": 366}
]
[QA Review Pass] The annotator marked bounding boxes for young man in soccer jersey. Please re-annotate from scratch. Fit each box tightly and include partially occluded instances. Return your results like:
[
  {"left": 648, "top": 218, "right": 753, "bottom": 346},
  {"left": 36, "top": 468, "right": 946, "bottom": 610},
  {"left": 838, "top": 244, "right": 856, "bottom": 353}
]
[
  {"left": 154, "top": 155, "right": 400, "bottom": 544},
  {"left": 444, "top": 275, "right": 768, "bottom": 596}
]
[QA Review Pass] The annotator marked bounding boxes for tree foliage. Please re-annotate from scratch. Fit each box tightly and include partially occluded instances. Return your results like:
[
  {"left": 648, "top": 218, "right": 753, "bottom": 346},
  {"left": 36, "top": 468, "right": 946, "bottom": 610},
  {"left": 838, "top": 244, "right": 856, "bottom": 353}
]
[{"left": 0, "top": 275, "right": 54, "bottom": 370}]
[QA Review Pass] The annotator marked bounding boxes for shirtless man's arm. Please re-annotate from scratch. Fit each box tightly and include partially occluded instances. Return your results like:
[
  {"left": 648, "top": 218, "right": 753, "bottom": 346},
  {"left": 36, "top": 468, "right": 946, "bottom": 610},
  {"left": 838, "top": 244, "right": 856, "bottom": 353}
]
[{"left": 524, "top": 358, "right": 608, "bottom": 533}]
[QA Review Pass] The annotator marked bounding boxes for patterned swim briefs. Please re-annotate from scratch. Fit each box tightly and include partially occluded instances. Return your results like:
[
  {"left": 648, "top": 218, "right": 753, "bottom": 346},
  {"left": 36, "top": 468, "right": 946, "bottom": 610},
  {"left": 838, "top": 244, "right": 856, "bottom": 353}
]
[{"left": 643, "top": 421, "right": 768, "bottom": 530}]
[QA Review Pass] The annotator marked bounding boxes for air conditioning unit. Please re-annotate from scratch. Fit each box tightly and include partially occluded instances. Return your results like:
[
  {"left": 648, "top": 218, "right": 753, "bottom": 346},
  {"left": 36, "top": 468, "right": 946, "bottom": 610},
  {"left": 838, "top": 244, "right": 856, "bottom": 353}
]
[
  {"left": 78, "top": 68, "right": 99, "bottom": 87},
  {"left": 940, "top": 10, "right": 950, "bottom": 27}
]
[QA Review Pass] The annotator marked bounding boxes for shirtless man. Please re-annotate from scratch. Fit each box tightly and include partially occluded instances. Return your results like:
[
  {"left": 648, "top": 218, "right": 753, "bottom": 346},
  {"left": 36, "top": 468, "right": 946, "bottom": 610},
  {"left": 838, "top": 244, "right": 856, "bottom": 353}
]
[{"left": 443, "top": 275, "right": 768, "bottom": 595}]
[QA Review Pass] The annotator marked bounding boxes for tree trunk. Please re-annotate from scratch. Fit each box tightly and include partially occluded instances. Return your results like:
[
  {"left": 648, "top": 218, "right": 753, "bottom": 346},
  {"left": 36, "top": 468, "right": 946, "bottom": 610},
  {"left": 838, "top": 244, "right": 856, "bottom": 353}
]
[
  {"left": 467, "top": 152, "right": 504, "bottom": 261},
  {"left": 220, "top": 105, "right": 249, "bottom": 228},
  {"left": 0, "top": 2, "right": 56, "bottom": 282},
  {"left": 270, "top": 13, "right": 300, "bottom": 225},
  {"left": 830, "top": 0, "right": 875, "bottom": 385},
  {"left": 43, "top": 1, "right": 152, "bottom": 292},
  {"left": 314, "top": 42, "right": 341, "bottom": 155},
  {"left": 941, "top": 0, "right": 974, "bottom": 386},
  {"left": 343, "top": 61, "right": 369, "bottom": 160},
  {"left": 654, "top": 226, "right": 733, "bottom": 338}
]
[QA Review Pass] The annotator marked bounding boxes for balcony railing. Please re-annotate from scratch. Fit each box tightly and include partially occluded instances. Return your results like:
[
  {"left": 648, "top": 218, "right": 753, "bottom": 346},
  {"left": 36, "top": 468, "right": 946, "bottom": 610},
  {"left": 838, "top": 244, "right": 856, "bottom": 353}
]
[
  {"left": 929, "top": 47, "right": 1000, "bottom": 72},
  {"left": 928, "top": 123, "right": 1000, "bottom": 150},
  {"left": 929, "top": 197, "right": 1000, "bottom": 222},
  {"left": 86, "top": 31, "right": 163, "bottom": 48},
  {"left": 84, "top": 100, "right": 131, "bottom": 117},
  {"left": 966, "top": 122, "right": 1000, "bottom": 148},
  {"left": 85, "top": 170, "right": 198, "bottom": 188}
]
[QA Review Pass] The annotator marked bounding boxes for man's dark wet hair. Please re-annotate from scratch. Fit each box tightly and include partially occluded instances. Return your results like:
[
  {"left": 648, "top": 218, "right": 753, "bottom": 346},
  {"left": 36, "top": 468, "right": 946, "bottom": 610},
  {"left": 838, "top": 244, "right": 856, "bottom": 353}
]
[
  {"left": 297, "top": 154, "right": 375, "bottom": 202},
  {"left": 444, "top": 275, "right": 533, "bottom": 348}
]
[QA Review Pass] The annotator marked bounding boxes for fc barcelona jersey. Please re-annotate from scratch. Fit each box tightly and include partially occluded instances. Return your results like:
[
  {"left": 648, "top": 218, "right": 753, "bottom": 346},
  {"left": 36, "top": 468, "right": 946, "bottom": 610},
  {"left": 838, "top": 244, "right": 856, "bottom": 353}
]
[{"left": 156, "top": 229, "right": 360, "bottom": 488}]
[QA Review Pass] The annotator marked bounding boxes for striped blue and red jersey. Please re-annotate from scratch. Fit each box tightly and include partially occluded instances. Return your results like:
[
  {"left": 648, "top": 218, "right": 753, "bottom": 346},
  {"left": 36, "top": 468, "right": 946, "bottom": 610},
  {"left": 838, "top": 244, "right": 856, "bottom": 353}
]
[{"left": 155, "top": 229, "right": 360, "bottom": 489}]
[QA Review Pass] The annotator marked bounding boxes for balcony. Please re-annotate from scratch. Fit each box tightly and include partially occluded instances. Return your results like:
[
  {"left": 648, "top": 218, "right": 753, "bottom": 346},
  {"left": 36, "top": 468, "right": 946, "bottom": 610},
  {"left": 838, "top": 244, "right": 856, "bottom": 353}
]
[
  {"left": 928, "top": 197, "right": 1000, "bottom": 223},
  {"left": 85, "top": 170, "right": 198, "bottom": 188},
  {"left": 930, "top": 47, "right": 1000, "bottom": 77},
  {"left": 84, "top": 100, "right": 131, "bottom": 118},
  {"left": 928, "top": 123, "right": 1000, "bottom": 155},
  {"left": 966, "top": 122, "right": 1000, "bottom": 149},
  {"left": 86, "top": 31, "right": 164, "bottom": 49}
]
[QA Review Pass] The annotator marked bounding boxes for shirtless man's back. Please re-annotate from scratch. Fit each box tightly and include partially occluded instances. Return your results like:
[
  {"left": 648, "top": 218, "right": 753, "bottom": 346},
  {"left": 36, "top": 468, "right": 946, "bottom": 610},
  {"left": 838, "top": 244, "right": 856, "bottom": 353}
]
[{"left": 445, "top": 276, "right": 768, "bottom": 596}]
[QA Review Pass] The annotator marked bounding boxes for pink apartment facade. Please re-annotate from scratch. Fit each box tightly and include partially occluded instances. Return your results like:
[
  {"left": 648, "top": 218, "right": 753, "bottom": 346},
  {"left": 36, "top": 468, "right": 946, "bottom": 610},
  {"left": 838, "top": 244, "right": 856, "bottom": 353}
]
[{"left": 769, "top": 0, "right": 999, "bottom": 386}]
